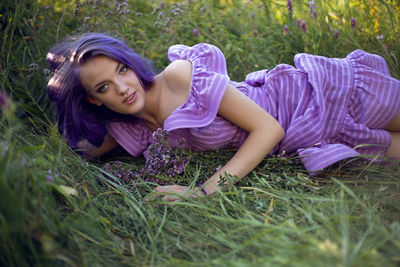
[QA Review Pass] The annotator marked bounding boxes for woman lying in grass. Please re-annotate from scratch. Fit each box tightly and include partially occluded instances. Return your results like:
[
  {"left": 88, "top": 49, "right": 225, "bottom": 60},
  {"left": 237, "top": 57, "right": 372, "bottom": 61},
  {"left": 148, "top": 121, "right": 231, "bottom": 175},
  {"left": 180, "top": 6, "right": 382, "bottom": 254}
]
[{"left": 46, "top": 33, "right": 400, "bottom": 201}]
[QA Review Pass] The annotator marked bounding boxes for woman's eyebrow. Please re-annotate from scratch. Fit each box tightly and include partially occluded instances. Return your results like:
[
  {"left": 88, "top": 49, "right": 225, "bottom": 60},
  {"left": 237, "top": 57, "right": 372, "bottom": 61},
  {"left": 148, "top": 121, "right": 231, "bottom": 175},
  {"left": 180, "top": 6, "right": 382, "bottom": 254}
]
[
  {"left": 93, "top": 63, "right": 122, "bottom": 89},
  {"left": 115, "top": 63, "right": 122, "bottom": 72}
]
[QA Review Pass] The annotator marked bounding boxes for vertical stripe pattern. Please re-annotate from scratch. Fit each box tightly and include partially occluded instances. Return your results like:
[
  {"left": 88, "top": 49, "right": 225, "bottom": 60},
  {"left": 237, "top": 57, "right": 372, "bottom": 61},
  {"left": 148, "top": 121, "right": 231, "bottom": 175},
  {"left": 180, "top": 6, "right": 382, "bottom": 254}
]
[{"left": 107, "top": 44, "right": 400, "bottom": 173}]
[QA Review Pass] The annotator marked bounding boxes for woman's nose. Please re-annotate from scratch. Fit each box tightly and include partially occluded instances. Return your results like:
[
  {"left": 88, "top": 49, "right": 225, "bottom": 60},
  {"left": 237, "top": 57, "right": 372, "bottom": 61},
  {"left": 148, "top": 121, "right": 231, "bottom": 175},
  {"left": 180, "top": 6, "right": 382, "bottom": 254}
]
[
  {"left": 115, "top": 79, "right": 129, "bottom": 95},
  {"left": 117, "top": 86, "right": 129, "bottom": 95}
]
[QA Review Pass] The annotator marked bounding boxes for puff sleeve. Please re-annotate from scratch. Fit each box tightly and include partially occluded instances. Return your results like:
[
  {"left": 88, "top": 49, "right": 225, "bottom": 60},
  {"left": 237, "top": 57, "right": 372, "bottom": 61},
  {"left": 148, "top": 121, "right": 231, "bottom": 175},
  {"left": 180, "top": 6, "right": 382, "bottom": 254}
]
[
  {"left": 163, "top": 43, "right": 230, "bottom": 131},
  {"left": 106, "top": 120, "right": 152, "bottom": 157}
]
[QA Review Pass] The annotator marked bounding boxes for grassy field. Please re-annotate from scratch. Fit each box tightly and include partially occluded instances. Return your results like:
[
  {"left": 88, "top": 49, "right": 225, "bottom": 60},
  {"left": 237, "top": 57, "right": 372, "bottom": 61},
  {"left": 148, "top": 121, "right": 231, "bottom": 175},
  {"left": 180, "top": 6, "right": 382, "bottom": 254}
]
[{"left": 1, "top": 0, "right": 400, "bottom": 266}]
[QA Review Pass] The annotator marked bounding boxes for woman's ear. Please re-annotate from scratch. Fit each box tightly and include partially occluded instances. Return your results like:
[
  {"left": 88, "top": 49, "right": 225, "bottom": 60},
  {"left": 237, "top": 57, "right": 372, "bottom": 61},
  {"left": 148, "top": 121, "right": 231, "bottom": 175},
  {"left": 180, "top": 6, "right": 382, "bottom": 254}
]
[{"left": 87, "top": 95, "right": 103, "bottom": 106}]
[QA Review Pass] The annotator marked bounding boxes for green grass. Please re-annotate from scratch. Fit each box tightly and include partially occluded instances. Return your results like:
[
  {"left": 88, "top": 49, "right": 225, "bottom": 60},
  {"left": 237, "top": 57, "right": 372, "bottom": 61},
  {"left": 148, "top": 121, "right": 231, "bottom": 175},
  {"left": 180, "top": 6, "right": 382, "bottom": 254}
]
[{"left": 1, "top": 0, "right": 400, "bottom": 266}]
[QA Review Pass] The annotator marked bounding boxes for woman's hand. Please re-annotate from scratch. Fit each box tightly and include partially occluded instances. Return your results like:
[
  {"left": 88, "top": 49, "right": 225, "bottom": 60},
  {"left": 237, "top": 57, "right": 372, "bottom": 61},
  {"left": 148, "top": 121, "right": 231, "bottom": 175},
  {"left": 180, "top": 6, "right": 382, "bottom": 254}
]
[
  {"left": 76, "top": 139, "right": 98, "bottom": 160},
  {"left": 148, "top": 184, "right": 206, "bottom": 202},
  {"left": 77, "top": 134, "right": 119, "bottom": 160}
]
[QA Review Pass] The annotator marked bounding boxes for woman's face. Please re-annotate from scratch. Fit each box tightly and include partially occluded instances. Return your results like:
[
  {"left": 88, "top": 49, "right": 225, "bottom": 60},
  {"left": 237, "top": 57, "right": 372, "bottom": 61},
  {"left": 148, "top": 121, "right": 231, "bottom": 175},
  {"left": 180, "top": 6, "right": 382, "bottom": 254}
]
[{"left": 79, "top": 55, "right": 146, "bottom": 115}]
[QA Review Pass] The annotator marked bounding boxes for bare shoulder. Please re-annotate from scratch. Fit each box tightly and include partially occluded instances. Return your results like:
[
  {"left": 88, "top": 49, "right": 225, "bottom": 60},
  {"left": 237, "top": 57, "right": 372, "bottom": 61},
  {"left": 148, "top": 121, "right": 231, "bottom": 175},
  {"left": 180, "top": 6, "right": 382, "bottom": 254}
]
[{"left": 163, "top": 60, "right": 192, "bottom": 93}]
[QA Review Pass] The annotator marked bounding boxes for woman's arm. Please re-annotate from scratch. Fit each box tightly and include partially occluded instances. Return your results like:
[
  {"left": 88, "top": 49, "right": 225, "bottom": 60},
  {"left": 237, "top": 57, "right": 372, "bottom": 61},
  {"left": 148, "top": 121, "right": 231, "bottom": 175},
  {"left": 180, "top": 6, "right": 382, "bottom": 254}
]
[
  {"left": 153, "top": 84, "right": 285, "bottom": 201},
  {"left": 77, "top": 134, "right": 119, "bottom": 160},
  {"left": 202, "top": 84, "right": 285, "bottom": 194}
]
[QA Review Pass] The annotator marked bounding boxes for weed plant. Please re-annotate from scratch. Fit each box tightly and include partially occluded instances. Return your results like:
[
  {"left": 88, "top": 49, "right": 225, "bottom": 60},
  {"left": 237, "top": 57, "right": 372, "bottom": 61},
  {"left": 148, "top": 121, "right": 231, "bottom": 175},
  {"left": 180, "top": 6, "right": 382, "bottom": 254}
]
[{"left": 1, "top": 0, "right": 400, "bottom": 266}]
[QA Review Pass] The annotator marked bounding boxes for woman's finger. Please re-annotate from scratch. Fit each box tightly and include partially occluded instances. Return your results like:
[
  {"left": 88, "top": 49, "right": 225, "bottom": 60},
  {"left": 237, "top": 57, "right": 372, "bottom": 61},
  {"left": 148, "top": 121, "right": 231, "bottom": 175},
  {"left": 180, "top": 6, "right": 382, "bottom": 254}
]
[
  {"left": 154, "top": 185, "right": 174, "bottom": 193},
  {"left": 162, "top": 195, "right": 179, "bottom": 202}
]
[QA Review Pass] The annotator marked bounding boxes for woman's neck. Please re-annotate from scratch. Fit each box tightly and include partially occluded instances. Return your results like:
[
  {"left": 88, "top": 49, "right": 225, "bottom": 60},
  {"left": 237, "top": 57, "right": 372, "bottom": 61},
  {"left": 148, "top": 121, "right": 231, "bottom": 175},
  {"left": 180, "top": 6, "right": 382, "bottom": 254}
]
[{"left": 135, "top": 74, "right": 164, "bottom": 130}]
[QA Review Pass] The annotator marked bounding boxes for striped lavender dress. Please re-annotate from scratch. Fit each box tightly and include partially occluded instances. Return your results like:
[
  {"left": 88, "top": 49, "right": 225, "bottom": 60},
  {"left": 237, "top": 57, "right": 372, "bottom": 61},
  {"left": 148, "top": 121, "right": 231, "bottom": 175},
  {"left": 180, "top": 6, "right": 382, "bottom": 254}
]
[{"left": 107, "top": 43, "right": 400, "bottom": 172}]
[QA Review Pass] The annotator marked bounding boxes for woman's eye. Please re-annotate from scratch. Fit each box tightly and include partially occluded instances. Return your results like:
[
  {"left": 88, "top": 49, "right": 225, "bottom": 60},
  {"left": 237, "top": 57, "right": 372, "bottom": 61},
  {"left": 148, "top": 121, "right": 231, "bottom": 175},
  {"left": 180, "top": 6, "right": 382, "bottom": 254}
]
[
  {"left": 119, "top": 66, "right": 128, "bottom": 74},
  {"left": 97, "top": 84, "right": 109, "bottom": 93}
]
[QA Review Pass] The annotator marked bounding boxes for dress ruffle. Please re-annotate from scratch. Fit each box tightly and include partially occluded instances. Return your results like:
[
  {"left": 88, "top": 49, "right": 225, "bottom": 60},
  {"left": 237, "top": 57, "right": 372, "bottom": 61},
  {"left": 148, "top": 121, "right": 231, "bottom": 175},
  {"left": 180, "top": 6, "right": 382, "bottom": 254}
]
[
  {"left": 164, "top": 44, "right": 230, "bottom": 131},
  {"left": 291, "top": 50, "right": 400, "bottom": 172}
]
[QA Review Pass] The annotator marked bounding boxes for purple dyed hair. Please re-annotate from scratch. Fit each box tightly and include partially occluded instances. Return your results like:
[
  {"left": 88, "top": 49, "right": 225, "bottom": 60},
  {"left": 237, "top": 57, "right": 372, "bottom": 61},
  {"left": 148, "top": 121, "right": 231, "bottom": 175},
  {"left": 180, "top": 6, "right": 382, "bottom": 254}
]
[{"left": 46, "top": 33, "right": 154, "bottom": 150}]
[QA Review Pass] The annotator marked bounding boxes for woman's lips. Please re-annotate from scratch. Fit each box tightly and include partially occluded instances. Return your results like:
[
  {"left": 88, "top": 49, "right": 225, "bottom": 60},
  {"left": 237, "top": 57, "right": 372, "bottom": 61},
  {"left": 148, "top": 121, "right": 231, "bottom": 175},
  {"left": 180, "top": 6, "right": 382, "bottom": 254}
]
[{"left": 124, "top": 92, "right": 136, "bottom": 104}]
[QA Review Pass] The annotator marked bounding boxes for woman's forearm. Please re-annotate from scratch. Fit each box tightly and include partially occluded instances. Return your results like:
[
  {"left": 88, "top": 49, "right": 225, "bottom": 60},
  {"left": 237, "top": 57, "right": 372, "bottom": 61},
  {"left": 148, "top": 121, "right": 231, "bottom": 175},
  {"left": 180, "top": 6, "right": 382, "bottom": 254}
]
[{"left": 202, "top": 122, "right": 285, "bottom": 194}]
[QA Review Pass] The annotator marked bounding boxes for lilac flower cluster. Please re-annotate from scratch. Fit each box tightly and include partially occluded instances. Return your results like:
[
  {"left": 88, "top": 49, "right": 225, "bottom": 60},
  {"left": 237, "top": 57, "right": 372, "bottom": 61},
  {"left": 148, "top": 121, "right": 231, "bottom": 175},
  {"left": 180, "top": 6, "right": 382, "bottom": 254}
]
[
  {"left": 170, "top": 3, "right": 184, "bottom": 16},
  {"left": 115, "top": 1, "right": 130, "bottom": 15},
  {"left": 287, "top": 0, "right": 293, "bottom": 15},
  {"left": 72, "top": 0, "right": 131, "bottom": 32},
  {"left": 46, "top": 169, "right": 59, "bottom": 182},
  {"left": 309, "top": 1, "right": 317, "bottom": 18},
  {"left": 350, "top": 17, "right": 356, "bottom": 28},
  {"left": 296, "top": 18, "right": 307, "bottom": 32},
  {"left": 143, "top": 129, "right": 189, "bottom": 177},
  {"left": 153, "top": 1, "right": 185, "bottom": 29},
  {"left": 102, "top": 161, "right": 169, "bottom": 185},
  {"left": 152, "top": 1, "right": 194, "bottom": 35},
  {"left": 375, "top": 35, "right": 388, "bottom": 53},
  {"left": 101, "top": 129, "right": 190, "bottom": 185},
  {"left": 283, "top": 25, "right": 289, "bottom": 35},
  {"left": 328, "top": 26, "right": 340, "bottom": 38},
  {"left": 28, "top": 63, "right": 39, "bottom": 72},
  {"left": 152, "top": 1, "right": 166, "bottom": 15},
  {"left": 334, "top": 29, "right": 339, "bottom": 38}
]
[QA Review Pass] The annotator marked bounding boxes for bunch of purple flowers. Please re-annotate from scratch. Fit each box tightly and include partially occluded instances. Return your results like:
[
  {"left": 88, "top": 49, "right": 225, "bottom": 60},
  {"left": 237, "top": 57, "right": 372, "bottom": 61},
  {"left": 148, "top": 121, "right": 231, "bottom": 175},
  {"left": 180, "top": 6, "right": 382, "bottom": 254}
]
[
  {"left": 102, "top": 160, "right": 170, "bottom": 185},
  {"left": 102, "top": 128, "right": 190, "bottom": 184},
  {"left": 144, "top": 128, "right": 189, "bottom": 177}
]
